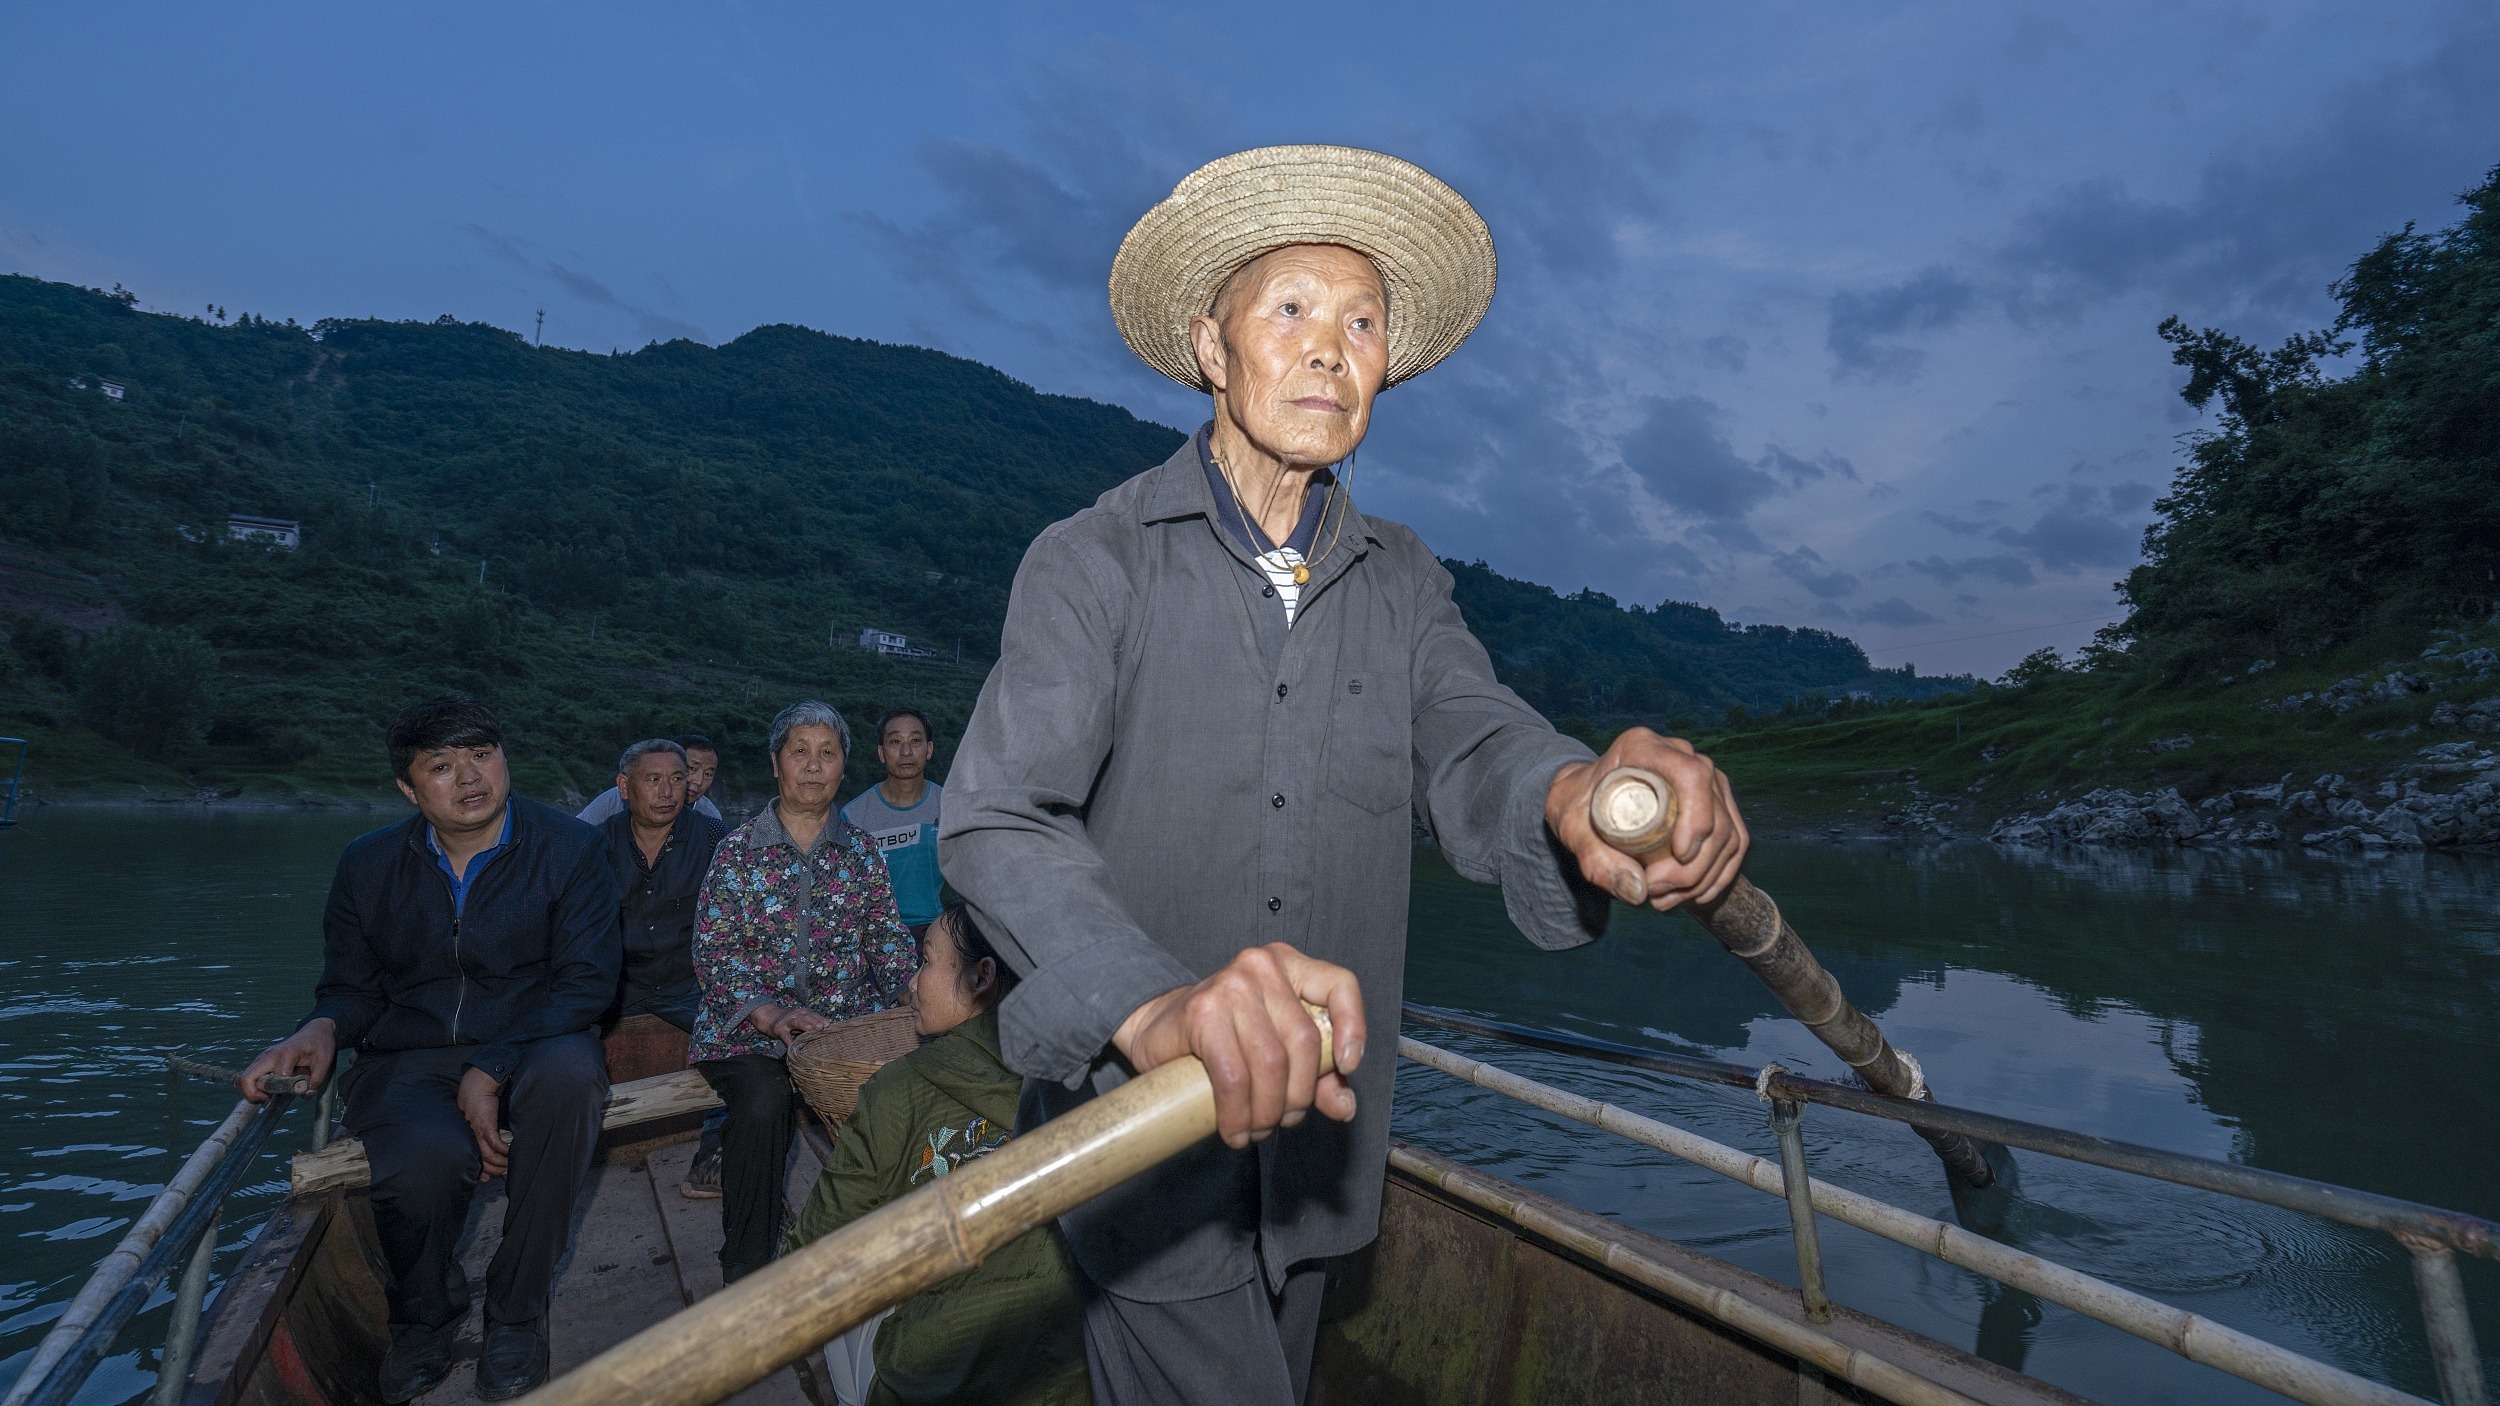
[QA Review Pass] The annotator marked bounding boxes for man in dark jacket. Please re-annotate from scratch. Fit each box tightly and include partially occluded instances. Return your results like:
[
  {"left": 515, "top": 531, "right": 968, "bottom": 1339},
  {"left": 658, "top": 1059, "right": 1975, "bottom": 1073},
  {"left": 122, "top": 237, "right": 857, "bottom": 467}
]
[
  {"left": 601, "top": 738, "right": 728, "bottom": 1031},
  {"left": 241, "top": 695, "right": 621, "bottom": 1404}
]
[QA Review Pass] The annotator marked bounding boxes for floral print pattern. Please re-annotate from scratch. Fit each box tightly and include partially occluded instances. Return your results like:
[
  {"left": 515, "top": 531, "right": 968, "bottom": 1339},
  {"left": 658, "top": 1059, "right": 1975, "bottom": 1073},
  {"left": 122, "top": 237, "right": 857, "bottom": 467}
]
[{"left": 689, "top": 809, "right": 917, "bottom": 1063}]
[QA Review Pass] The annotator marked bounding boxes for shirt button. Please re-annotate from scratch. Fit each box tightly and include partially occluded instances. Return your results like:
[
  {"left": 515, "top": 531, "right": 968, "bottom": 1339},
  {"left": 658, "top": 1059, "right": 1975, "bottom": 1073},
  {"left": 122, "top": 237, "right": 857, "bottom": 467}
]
[
  {"left": 1262, "top": 584, "right": 1276, "bottom": 598},
  {"left": 1271, "top": 793, "right": 1285, "bottom": 808},
  {"left": 1276, "top": 683, "right": 1288, "bottom": 699},
  {"left": 1267, "top": 896, "right": 1282, "bottom": 912}
]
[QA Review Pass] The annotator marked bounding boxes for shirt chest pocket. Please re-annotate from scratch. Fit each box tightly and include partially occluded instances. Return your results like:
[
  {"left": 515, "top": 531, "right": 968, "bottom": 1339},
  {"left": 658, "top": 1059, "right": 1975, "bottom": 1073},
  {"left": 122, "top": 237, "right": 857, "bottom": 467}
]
[{"left": 1322, "top": 673, "right": 1413, "bottom": 815}]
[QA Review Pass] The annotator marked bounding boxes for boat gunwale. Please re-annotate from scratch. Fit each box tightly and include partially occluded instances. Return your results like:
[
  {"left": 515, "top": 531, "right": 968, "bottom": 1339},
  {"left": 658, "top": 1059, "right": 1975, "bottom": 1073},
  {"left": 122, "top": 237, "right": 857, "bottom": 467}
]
[{"left": 1402, "top": 1002, "right": 2500, "bottom": 1261}]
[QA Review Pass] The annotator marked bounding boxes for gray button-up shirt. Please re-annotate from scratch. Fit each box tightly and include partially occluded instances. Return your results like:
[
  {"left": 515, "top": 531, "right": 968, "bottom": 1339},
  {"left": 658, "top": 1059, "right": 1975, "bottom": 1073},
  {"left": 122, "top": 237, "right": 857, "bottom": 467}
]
[{"left": 940, "top": 429, "right": 1609, "bottom": 1300}]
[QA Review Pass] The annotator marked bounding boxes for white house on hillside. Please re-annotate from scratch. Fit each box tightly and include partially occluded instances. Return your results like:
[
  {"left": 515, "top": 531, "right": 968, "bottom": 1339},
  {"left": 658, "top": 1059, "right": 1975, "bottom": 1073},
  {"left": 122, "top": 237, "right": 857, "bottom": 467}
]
[
  {"left": 856, "top": 627, "right": 933, "bottom": 658},
  {"left": 227, "top": 514, "right": 301, "bottom": 549}
]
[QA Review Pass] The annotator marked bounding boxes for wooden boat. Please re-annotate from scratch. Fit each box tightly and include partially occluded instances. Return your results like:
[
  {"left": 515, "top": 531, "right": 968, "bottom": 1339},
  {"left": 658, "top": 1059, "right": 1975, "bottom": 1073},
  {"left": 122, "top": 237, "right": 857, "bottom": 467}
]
[{"left": 169, "top": 1016, "right": 2084, "bottom": 1406}]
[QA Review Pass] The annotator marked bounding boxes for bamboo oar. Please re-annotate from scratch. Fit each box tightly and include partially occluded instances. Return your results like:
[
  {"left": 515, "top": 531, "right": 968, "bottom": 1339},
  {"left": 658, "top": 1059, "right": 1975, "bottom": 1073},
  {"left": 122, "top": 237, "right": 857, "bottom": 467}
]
[
  {"left": 518, "top": 1008, "right": 1338, "bottom": 1406},
  {"left": 1589, "top": 767, "right": 2009, "bottom": 1198}
]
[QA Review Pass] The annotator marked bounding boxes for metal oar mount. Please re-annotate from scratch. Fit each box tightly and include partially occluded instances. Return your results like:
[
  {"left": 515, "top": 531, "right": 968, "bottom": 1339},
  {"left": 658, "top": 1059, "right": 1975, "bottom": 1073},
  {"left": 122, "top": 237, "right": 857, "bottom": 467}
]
[{"left": 1588, "top": 767, "right": 2017, "bottom": 1221}]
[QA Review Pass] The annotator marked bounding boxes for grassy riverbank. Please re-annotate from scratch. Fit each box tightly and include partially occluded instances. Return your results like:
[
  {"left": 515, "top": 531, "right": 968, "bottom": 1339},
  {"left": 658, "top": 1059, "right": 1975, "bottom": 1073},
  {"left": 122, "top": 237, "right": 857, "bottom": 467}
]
[{"left": 1693, "top": 622, "right": 2500, "bottom": 835}]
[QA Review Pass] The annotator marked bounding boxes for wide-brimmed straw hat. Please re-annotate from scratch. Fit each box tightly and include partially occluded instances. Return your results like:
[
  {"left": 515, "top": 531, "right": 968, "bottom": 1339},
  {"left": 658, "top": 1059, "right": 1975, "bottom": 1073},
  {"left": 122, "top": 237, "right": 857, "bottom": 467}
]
[{"left": 1110, "top": 145, "right": 1496, "bottom": 392}]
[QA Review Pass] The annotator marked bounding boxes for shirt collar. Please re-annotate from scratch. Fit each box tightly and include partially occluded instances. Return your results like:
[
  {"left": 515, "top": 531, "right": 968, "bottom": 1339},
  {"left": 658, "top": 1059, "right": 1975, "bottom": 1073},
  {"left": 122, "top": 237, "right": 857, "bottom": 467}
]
[
  {"left": 1198, "top": 424, "right": 1328, "bottom": 557},
  {"left": 749, "top": 800, "right": 845, "bottom": 857},
  {"left": 427, "top": 803, "right": 513, "bottom": 859}
]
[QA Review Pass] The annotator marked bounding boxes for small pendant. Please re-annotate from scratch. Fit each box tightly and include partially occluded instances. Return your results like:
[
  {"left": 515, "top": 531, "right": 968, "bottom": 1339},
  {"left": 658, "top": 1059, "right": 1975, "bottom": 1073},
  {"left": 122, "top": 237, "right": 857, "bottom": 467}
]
[{"left": 1292, "top": 564, "right": 1311, "bottom": 585}]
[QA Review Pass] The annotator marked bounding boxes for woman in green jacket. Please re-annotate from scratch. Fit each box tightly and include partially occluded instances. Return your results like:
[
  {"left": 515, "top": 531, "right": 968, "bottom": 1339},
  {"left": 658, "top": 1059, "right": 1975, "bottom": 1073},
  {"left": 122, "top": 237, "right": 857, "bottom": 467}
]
[{"left": 788, "top": 901, "right": 1090, "bottom": 1406}]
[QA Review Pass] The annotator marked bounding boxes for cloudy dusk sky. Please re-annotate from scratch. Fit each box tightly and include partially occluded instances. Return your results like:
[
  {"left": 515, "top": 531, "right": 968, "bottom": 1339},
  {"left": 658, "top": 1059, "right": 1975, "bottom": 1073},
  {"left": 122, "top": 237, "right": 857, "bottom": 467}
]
[{"left": 6, "top": 3, "right": 2496, "bottom": 675}]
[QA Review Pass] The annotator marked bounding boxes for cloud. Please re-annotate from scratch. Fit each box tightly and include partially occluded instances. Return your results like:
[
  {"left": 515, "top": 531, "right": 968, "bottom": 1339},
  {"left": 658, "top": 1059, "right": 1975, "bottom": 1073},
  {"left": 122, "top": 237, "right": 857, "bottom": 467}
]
[
  {"left": 843, "top": 42, "right": 1230, "bottom": 338},
  {"left": 1699, "top": 334, "right": 1748, "bottom": 372},
  {"left": 546, "top": 264, "right": 709, "bottom": 344},
  {"left": 1920, "top": 508, "right": 1996, "bottom": 536},
  {"left": 1815, "top": 13, "right": 2500, "bottom": 376},
  {"left": 1988, "top": 483, "right": 2149, "bottom": 572},
  {"left": 461, "top": 225, "right": 708, "bottom": 343},
  {"left": 1826, "top": 267, "right": 1980, "bottom": 380},
  {"left": 1854, "top": 596, "right": 1941, "bottom": 627},
  {"left": 1762, "top": 446, "right": 1858, "bottom": 485},
  {"left": 1996, "top": 16, "right": 2500, "bottom": 323},
  {"left": 1616, "top": 395, "right": 1777, "bottom": 519},
  {"left": 462, "top": 222, "right": 531, "bottom": 268},
  {"left": 1906, "top": 553, "right": 2037, "bottom": 587},
  {"left": 1454, "top": 103, "right": 1694, "bottom": 280},
  {"left": 1775, "top": 546, "right": 1860, "bottom": 600}
]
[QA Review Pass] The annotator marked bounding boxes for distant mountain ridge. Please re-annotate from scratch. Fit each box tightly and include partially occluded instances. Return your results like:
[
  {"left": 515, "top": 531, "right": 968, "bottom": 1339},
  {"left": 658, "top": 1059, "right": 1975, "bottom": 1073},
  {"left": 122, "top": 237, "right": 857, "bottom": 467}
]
[{"left": 0, "top": 272, "right": 1959, "bottom": 796}]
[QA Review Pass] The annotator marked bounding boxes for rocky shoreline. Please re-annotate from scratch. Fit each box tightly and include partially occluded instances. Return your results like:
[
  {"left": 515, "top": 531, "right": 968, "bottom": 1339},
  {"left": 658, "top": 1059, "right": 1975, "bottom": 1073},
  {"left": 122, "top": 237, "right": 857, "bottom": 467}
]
[{"left": 1984, "top": 741, "right": 2500, "bottom": 851}]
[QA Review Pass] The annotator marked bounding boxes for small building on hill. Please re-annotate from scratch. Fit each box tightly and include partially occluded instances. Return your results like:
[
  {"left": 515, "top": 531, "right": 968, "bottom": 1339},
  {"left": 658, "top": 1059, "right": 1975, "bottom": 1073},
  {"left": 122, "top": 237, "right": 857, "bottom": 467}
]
[
  {"left": 857, "top": 627, "right": 932, "bottom": 658},
  {"left": 99, "top": 380, "right": 125, "bottom": 401},
  {"left": 227, "top": 514, "right": 301, "bottom": 549}
]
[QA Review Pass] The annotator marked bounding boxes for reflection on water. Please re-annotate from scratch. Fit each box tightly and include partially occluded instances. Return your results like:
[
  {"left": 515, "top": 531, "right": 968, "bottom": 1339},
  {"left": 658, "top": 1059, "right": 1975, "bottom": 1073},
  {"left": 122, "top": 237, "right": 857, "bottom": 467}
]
[
  {"left": 1, "top": 813, "right": 2494, "bottom": 1404},
  {"left": 1399, "top": 838, "right": 2499, "bottom": 1405},
  {"left": 0, "top": 809, "right": 378, "bottom": 1406}
]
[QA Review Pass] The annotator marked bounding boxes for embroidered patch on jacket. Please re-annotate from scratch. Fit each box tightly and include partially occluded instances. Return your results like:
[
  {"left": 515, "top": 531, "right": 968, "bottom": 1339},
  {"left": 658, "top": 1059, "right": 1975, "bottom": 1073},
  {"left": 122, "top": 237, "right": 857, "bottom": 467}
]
[{"left": 909, "top": 1117, "right": 1012, "bottom": 1185}]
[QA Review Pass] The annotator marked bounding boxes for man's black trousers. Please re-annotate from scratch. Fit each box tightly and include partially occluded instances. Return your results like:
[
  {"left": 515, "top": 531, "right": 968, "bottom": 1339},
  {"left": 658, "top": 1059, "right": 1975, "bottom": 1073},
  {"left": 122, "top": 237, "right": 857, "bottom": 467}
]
[
  {"left": 694, "top": 1052, "right": 795, "bottom": 1282},
  {"left": 342, "top": 1031, "right": 608, "bottom": 1330}
]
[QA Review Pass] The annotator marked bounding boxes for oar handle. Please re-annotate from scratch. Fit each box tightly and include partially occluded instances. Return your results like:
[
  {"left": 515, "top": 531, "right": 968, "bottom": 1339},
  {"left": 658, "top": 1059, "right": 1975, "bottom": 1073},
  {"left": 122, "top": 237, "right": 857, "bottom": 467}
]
[
  {"left": 519, "top": 1002, "right": 1339, "bottom": 1406},
  {"left": 1587, "top": 767, "right": 1998, "bottom": 1192}
]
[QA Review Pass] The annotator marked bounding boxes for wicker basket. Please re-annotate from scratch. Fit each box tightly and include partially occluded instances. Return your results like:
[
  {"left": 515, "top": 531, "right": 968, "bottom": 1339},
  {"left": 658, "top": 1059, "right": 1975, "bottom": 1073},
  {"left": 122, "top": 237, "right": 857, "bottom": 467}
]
[{"left": 787, "top": 1008, "right": 922, "bottom": 1124}]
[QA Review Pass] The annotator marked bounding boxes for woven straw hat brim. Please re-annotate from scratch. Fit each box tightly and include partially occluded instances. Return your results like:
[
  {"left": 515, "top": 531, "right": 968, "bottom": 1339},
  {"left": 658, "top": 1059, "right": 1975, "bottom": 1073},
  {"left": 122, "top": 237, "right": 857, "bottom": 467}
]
[{"left": 1110, "top": 145, "right": 1496, "bottom": 392}]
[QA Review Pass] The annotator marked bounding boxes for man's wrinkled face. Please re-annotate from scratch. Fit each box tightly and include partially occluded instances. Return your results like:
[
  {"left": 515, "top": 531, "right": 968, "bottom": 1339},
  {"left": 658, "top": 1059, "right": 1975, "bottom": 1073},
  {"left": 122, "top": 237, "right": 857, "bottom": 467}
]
[
  {"left": 682, "top": 747, "right": 719, "bottom": 802},
  {"left": 1190, "top": 244, "right": 1388, "bottom": 467},
  {"left": 620, "top": 751, "right": 688, "bottom": 829},
  {"left": 398, "top": 744, "right": 510, "bottom": 835},
  {"left": 771, "top": 724, "right": 846, "bottom": 810},
  {"left": 878, "top": 718, "right": 930, "bottom": 783}
]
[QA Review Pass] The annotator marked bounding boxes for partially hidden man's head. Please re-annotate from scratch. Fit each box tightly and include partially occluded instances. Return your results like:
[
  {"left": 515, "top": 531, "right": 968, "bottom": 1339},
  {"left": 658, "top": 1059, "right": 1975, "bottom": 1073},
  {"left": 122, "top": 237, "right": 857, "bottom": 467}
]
[
  {"left": 1109, "top": 145, "right": 1497, "bottom": 465},
  {"left": 615, "top": 738, "right": 688, "bottom": 828},
  {"left": 767, "top": 700, "right": 851, "bottom": 811},
  {"left": 875, "top": 707, "right": 933, "bottom": 784},
  {"left": 676, "top": 734, "right": 721, "bottom": 803},
  {"left": 388, "top": 693, "right": 509, "bottom": 833}
]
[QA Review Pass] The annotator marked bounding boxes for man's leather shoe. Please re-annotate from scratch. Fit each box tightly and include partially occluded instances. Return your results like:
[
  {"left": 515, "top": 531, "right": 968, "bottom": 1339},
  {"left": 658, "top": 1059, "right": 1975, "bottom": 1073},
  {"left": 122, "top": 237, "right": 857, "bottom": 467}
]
[
  {"left": 380, "top": 1322, "right": 456, "bottom": 1404},
  {"left": 474, "top": 1319, "right": 549, "bottom": 1403}
]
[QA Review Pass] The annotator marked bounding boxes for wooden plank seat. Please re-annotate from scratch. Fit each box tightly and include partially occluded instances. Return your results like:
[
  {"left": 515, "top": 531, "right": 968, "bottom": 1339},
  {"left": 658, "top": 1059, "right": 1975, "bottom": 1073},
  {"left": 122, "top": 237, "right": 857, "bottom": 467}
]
[{"left": 291, "top": 1069, "right": 723, "bottom": 1197}]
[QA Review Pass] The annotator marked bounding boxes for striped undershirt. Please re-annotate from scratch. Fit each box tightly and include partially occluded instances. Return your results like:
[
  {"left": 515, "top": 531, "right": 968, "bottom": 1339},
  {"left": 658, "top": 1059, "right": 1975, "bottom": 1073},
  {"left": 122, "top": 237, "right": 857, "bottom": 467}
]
[
  {"left": 1199, "top": 424, "right": 1329, "bottom": 629},
  {"left": 1254, "top": 547, "right": 1309, "bottom": 625}
]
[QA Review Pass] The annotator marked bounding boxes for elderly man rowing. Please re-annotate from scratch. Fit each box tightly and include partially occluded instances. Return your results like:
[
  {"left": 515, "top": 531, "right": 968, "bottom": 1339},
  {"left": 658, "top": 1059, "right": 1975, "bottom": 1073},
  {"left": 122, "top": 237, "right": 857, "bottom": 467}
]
[{"left": 940, "top": 145, "right": 1749, "bottom": 1406}]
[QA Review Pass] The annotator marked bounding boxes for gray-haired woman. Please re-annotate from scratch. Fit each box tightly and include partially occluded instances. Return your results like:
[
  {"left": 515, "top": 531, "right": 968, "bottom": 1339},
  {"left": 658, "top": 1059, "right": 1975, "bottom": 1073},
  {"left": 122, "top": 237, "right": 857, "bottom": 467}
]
[{"left": 689, "top": 701, "right": 916, "bottom": 1282}]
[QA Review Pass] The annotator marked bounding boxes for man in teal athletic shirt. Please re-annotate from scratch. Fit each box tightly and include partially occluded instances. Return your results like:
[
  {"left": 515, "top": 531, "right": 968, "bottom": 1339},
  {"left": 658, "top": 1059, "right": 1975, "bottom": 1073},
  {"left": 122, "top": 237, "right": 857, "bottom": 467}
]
[{"left": 842, "top": 708, "right": 944, "bottom": 936}]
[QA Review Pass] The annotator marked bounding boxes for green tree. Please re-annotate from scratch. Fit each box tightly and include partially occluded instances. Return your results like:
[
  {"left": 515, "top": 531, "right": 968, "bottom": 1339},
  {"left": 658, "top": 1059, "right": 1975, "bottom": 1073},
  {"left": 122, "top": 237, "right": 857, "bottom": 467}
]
[
  {"left": 76, "top": 625, "right": 218, "bottom": 759},
  {"left": 1999, "top": 647, "right": 2065, "bottom": 689},
  {"left": 2123, "top": 164, "right": 2500, "bottom": 662}
]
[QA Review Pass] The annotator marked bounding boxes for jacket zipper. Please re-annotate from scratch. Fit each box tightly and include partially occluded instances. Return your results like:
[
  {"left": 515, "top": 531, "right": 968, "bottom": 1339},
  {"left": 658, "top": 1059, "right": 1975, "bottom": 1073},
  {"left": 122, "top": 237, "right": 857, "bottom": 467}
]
[{"left": 450, "top": 911, "right": 465, "bottom": 1044}]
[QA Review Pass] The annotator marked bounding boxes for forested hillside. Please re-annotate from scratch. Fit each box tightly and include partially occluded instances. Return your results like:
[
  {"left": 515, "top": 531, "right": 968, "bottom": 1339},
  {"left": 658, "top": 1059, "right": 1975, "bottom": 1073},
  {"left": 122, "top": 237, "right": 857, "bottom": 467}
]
[
  {"left": 1445, "top": 562, "right": 1961, "bottom": 729},
  {"left": 0, "top": 273, "right": 1956, "bottom": 801}
]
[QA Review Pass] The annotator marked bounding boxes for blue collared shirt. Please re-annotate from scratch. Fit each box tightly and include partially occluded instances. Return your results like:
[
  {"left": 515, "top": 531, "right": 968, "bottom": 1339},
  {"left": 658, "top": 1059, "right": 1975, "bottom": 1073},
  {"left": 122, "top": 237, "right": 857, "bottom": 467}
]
[{"left": 427, "top": 805, "right": 514, "bottom": 915}]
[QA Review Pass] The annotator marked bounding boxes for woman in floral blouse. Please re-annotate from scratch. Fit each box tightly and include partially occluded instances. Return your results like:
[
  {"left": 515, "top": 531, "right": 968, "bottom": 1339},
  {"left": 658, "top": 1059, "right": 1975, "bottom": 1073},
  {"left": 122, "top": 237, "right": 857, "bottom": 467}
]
[{"left": 692, "top": 699, "right": 916, "bottom": 1283}]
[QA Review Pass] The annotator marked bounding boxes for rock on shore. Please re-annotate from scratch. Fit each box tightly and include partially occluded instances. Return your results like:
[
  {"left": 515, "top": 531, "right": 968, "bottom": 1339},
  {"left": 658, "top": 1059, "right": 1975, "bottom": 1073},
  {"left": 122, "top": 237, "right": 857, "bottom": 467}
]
[{"left": 1989, "top": 745, "right": 2500, "bottom": 851}]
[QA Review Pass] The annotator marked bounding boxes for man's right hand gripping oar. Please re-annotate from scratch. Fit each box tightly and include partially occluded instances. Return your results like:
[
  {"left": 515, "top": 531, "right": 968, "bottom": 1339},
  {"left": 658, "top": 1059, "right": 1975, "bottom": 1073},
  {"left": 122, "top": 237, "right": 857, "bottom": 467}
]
[{"left": 1111, "top": 943, "right": 1368, "bottom": 1150}]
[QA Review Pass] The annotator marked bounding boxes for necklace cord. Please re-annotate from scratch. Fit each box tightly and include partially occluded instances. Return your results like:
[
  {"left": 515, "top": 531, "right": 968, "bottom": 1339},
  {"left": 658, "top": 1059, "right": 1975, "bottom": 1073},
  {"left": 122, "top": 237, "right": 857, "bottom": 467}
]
[{"left": 1211, "top": 444, "right": 1354, "bottom": 580}]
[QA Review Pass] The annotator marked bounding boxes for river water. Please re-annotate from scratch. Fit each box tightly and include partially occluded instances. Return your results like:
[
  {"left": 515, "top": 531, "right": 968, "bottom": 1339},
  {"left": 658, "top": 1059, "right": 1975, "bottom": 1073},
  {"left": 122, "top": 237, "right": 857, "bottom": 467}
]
[{"left": 1, "top": 811, "right": 2495, "bottom": 1404}]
